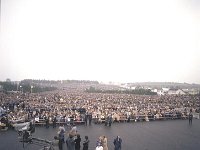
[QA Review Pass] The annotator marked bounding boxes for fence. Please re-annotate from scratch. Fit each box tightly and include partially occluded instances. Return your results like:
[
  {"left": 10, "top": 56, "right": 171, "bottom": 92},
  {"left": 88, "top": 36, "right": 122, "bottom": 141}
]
[{"left": 34, "top": 113, "right": 200, "bottom": 126}]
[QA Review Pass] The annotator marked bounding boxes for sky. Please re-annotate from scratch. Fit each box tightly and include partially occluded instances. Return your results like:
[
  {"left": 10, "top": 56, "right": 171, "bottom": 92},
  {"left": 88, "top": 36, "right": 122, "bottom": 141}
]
[{"left": 1, "top": 0, "right": 200, "bottom": 84}]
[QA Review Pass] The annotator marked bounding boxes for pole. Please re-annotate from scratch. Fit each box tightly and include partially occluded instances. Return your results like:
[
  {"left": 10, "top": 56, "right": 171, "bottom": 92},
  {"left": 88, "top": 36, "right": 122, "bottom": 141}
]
[{"left": 23, "top": 131, "right": 25, "bottom": 148}]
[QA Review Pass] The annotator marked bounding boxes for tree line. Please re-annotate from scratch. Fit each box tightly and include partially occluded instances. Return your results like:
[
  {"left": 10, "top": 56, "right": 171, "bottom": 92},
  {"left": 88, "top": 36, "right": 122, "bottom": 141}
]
[
  {"left": 0, "top": 81, "right": 57, "bottom": 93},
  {"left": 86, "top": 86, "right": 157, "bottom": 95},
  {"left": 21, "top": 79, "right": 99, "bottom": 84}
]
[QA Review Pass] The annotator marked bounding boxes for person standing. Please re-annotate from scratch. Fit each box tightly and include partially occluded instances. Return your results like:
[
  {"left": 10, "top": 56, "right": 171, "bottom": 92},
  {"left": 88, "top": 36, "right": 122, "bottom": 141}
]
[
  {"left": 58, "top": 125, "right": 65, "bottom": 143},
  {"left": 75, "top": 134, "right": 81, "bottom": 150},
  {"left": 70, "top": 124, "right": 77, "bottom": 137},
  {"left": 95, "top": 142, "right": 103, "bottom": 150},
  {"left": 45, "top": 116, "right": 50, "bottom": 128},
  {"left": 52, "top": 136, "right": 59, "bottom": 150},
  {"left": 84, "top": 113, "right": 88, "bottom": 126},
  {"left": 58, "top": 132, "right": 63, "bottom": 150},
  {"left": 96, "top": 136, "right": 102, "bottom": 147},
  {"left": 102, "top": 135, "right": 108, "bottom": 150},
  {"left": 66, "top": 134, "right": 75, "bottom": 150},
  {"left": 53, "top": 116, "right": 57, "bottom": 128},
  {"left": 108, "top": 115, "right": 112, "bottom": 127},
  {"left": 88, "top": 113, "right": 92, "bottom": 125},
  {"left": 82, "top": 136, "right": 89, "bottom": 150},
  {"left": 189, "top": 109, "right": 193, "bottom": 125},
  {"left": 113, "top": 136, "right": 122, "bottom": 150}
]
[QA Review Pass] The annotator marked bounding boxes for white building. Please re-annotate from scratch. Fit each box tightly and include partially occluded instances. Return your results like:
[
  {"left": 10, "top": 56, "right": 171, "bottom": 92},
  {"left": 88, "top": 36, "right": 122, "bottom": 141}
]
[
  {"left": 168, "top": 89, "right": 186, "bottom": 95},
  {"left": 182, "top": 89, "right": 199, "bottom": 95}
]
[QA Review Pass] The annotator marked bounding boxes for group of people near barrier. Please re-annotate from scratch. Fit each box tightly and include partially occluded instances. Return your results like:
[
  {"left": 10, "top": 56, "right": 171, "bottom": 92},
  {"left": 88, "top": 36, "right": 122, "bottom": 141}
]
[
  {"left": 0, "top": 83, "right": 199, "bottom": 130},
  {"left": 53, "top": 123, "right": 122, "bottom": 150}
]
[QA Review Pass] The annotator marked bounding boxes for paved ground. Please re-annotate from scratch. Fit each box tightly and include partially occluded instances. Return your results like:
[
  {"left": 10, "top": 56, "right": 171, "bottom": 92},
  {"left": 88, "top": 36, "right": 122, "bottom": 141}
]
[{"left": 0, "top": 119, "right": 200, "bottom": 150}]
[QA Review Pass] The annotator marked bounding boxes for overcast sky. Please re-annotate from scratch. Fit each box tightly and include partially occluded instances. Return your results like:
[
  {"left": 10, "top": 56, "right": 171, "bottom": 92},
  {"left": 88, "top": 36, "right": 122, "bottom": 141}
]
[{"left": 1, "top": 0, "right": 200, "bottom": 83}]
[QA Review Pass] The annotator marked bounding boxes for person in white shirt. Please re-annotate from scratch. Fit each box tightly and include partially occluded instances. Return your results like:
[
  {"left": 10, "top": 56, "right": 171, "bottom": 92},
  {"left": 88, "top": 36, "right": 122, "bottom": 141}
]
[
  {"left": 95, "top": 143, "right": 103, "bottom": 150},
  {"left": 58, "top": 124, "right": 66, "bottom": 133},
  {"left": 70, "top": 124, "right": 77, "bottom": 137}
]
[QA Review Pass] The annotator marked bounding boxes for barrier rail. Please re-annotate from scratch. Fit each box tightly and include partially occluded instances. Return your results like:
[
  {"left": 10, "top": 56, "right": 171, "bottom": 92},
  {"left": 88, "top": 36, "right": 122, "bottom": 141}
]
[
  {"left": 34, "top": 120, "right": 85, "bottom": 126},
  {"left": 34, "top": 113, "right": 199, "bottom": 126},
  {"left": 95, "top": 114, "right": 199, "bottom": 124}
]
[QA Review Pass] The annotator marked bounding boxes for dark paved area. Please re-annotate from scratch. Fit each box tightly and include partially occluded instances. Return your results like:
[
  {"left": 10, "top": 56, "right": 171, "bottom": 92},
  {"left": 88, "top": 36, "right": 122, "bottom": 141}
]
[{"left": 1, "top": 119, "right": 200, "bottom": 150}]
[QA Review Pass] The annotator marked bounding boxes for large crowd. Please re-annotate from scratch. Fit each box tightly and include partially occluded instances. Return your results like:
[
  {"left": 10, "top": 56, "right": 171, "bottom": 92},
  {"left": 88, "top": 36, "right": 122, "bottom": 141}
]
[
  {"left": 0, "top": 83, "right": 200, "bottom": 150},
  {"left": 0, "top": 83, "right": 200, "bottom": 129}
]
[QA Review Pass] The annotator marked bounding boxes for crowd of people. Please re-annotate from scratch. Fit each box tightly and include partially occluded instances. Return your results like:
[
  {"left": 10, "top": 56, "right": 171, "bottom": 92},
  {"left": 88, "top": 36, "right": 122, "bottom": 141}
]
[
  {"left": 0, "top": 83, "right": 199, "bottom": 149},
  {"left": 52, "top": 123, "right": 122, "bottom": 150},
  {"left": 0, "top": 83, "right": 199, "bottom": 129}
]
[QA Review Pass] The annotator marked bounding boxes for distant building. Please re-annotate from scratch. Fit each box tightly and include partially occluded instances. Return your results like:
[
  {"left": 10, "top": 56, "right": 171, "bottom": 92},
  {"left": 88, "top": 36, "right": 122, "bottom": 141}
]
[
  {"left": 130, "top": 86, "right": 136, "bottom": 90},
  {"left": 182, "top": 89, "right": 199, "bottom": 95},
  {"left": 188, "top": 90, "right": 199, "bottom": 95},
  {"left": 162, "top": 88, "right": 170, "bottom": 92},
  {"left": 152, "top": 88, "right": 165, "bottom": 95},
  {"left": 168, "top": 89, "right": 186, "bottom": 95},
  {"left": 157, "top": 90, "right": 165, "bottom": 95}
]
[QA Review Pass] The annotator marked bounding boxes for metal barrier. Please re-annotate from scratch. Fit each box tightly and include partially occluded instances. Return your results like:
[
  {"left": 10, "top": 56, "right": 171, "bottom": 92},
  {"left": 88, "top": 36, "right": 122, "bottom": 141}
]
[
  {"left": 34, "top": 113, "right": 200, "bottom": 126},
  {"left": 35, "top": 120, "right": 85, "bottom": 126}
]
